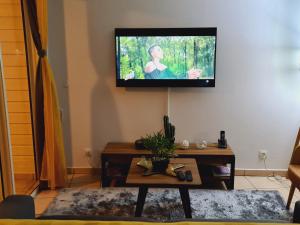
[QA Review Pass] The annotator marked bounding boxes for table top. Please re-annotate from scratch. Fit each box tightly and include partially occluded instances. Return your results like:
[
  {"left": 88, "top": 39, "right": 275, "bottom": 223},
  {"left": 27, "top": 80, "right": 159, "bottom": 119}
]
[
  {"left": 126, "top": 158, "right": 202, "bottom": 188},
  {"left": 103, "top": 142, "right": 234, "bottom": 156}
]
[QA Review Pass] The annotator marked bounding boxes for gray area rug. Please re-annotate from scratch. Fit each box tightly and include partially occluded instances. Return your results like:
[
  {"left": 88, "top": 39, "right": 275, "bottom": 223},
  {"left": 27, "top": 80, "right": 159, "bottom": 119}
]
[{"left": 43, "top": 188, "right": 292, "bottom": 221}]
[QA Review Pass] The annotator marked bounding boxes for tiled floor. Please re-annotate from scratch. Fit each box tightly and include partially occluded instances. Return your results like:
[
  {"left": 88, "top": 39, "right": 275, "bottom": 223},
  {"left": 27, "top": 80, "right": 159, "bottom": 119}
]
[
  {"left": 34, "top": 175, "right": 298, "bottom": 217},
  {"left": 235, "top": 176, "right": 300, "bottom": 210}
]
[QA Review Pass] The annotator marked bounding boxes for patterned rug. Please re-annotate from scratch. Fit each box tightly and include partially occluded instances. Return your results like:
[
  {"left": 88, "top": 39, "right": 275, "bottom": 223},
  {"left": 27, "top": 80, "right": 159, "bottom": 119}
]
[{"left": 43, "top": 188, "right": 292, "bottom": 221}]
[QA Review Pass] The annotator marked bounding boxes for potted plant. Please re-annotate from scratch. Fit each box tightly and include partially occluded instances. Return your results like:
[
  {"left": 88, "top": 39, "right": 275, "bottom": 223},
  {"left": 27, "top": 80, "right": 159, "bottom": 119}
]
[{"left": 143, "top": 131, "right": 176, "bottom": 172}]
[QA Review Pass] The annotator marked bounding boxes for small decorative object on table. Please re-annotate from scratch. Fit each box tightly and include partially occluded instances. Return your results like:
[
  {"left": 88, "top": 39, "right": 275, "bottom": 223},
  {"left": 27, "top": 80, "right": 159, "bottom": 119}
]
[
  {"left": 180, "top": 140, "right": 190, "bottom": 149},
  {"left": 135, "top": 138, "right": 145, "bottom": 150},
  {"left": 196, "top": 140, "right": 207, "bottom": 149},
  {"left": 137, "top": 156, "right": 152, "bottom": 170},
  {"left": 218, "top": 130, "right": 227, "bottom": 148},
  {"left": 213, "top": 165, "right": 231, "bottom": 177},
  {"left": 163, "top": 115, "right": 175, "bottom": 144}
]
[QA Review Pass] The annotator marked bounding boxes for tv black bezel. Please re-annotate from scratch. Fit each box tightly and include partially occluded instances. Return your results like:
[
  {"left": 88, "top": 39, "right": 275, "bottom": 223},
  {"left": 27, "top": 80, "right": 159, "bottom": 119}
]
[{"left": 115, "top": 27, "right": 217, "bottom": 87}]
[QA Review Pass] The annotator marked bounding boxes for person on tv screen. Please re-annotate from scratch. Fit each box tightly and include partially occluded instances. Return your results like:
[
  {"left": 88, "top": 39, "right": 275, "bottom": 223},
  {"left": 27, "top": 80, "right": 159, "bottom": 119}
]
[{"left": 144, "top": 45, "right": 201, "bottom": 79}]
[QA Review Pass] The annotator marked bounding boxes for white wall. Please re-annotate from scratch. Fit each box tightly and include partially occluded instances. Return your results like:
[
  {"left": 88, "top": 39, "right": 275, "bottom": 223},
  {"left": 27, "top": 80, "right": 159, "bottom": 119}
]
[{"left": 48, "top": 0, "right": 300, "bottom": 169}]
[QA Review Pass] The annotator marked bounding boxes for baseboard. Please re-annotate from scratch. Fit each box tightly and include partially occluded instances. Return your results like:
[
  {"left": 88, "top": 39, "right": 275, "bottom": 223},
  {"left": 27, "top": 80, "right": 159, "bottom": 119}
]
[
  {"left": 235, "top": 168, "right": 287, "bottom": 177},
  {"left": 67, "top": 167, "right": 100, "bottom": 175},
  {"left": 67, "top": 167, "right": 287, "bottom": 177}
]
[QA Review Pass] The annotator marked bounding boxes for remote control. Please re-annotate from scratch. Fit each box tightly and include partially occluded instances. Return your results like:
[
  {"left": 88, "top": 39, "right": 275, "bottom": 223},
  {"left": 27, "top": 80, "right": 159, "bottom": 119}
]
[
  {"left": 185, "top": 170, "right": 193, "bottom": 181},
  {"left": 176, "top": 171, "right": 186, "bottom": 181}
]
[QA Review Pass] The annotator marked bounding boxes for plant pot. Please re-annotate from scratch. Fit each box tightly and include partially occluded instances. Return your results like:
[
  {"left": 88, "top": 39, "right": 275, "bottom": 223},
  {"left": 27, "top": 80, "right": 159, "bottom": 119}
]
[{"left": 151, "top": 158, "right": 169, "bottom": 172}]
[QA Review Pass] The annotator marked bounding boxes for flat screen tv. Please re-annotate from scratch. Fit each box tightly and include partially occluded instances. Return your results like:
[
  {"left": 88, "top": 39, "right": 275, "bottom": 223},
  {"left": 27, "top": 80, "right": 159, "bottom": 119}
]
[{"left": 115, "top": 28, "right": 217, "bottom": 87}]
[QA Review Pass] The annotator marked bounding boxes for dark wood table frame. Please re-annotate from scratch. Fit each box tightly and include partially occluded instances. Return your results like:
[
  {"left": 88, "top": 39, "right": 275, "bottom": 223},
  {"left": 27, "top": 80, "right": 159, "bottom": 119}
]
[
  {"left": 101, "top": 142, "right": 235, "bottom": 189},
  {"left": 134, "top": 186, "right": 192, "bottom": 218},
  {"left": 126, "top": 158, "right": 201, "bottom": 218}
]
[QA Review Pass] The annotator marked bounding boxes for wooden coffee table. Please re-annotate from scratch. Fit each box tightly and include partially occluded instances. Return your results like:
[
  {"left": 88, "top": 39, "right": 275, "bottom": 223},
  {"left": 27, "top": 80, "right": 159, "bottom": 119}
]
[{"left": 126, "top": 158, "right": 202, "bottom": 218}]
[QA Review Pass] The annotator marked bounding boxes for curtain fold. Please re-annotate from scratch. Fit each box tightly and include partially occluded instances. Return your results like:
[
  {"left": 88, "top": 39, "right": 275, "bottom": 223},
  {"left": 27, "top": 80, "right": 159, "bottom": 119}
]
[{"left": 24, "top": 0, "right": 67, "bottom": 189}]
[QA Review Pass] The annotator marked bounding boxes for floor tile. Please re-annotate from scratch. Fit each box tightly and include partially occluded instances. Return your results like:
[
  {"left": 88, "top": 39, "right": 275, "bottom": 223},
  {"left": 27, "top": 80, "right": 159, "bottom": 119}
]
[
  {"left": 69, "top": 174, "right": 100, "bottom": 189},
  {"left": 234, "top": 176, "right": 255, "bottom": 189},
  {"left": 275, "top": 177, "right": 291, "bottom": 188},
  {"left": 34, "top": 197, "right": 54, "bottom": 215},
  {"left": 245, "top": 176, "right": 283, "bottom": 189},
  {"left": 15, "top": 176, "right": 37, "bottom": 195},
  {"left": 35, "top": 190, "right": 59, "bottom": 199},
  {"left": 71, "top": 174, "right": 99, "bottom": 184},
  {"left": 67, "top": 174, "right": 73, "bottom": 188}
]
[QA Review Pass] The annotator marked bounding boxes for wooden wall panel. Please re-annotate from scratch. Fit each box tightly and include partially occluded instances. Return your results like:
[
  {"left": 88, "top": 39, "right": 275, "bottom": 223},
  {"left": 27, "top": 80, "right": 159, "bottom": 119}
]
[
  {"left": 2, "top": 55, "right": 26, "bottom": 66},
  {"left": 1, "top": 42, "right": 25, "bottom": 54},
  {"left": 9, "top": 112, "right": 31, "bottom": 124},
  {"left": 7, "top": 102, "right": 30, "bottom": 112},
  {"left": 0, "top": 5, "right": 21, "bottom": 16},
  {"left": 0, "top": 0, "right": 18, "bottom": 3},
  {"left": 6, "top": 90, "right": 29, "bottom": 101},
  {"left": 0, "top": 17, "right": 23, "bottom": 30},
  {"left": 10, "top": 134, "right": 33, "bottom": 146},
  {"left": 10, "top": 124, "right": 32, "bottom": 135},
  {"left": 3, "top": 66, "right": 27, "bottom": 78},
  {"left": 13, "top": 156, "right": 35, "bottom": 174},
  {"left": 0, "top": 30, "right": 24, "bottom": 42},
  {"left": 0, "top": 17, "right": 23, "bottom": 29},
  {"left": 0, "top": 0, "right": 35, "bottom": 175},
  {"left": 12, "top": 145, "right": 33, "bottom": 156},
  {"left": 5, "top": 79, "right": 28, "bottom": 90},
  {"left": 0, "top": 0, "right": 19, "bottom": 3},
  {"left": 0, "top": 174, "right": 3, "bottom": 201}
]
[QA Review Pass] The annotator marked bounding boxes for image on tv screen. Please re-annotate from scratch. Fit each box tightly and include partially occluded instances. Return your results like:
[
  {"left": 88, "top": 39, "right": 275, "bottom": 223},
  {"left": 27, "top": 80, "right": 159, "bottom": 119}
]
[{"left": 116, "top": 36, "right": 216, "bottom": 80}]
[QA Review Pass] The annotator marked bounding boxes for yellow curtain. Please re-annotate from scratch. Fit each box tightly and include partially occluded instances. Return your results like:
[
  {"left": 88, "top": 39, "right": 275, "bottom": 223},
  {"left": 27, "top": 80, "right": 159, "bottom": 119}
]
[
  {"left": 37, "top": 0, "right": 67, "bottom": 188},
  {"left": 23, "top": 0, "right": 67, "bottom": 189}
]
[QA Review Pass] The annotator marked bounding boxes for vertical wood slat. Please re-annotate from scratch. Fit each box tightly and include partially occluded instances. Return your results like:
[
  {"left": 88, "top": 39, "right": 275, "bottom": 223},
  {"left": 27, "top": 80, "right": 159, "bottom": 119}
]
[{"left": 0, "top": 40, "right": 14, "bottom": 197}]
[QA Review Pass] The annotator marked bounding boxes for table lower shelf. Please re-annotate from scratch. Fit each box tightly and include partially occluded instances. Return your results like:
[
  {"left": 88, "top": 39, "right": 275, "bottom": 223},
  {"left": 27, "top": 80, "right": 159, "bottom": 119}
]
[{"left": 102, "top": 163, "right": 231, "bottom": 189}]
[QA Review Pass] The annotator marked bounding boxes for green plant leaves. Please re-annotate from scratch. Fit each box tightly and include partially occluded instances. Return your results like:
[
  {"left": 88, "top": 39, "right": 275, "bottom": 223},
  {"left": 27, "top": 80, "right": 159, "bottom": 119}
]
[{"left": 143, "top": 131, "right": 176, "bottom": 160}]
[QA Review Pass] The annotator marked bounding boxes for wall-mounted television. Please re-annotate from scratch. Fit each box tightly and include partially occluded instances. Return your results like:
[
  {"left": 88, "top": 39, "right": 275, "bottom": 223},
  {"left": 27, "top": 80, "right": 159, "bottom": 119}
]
[{"left": 115, "top": 28, "right": 217, "bottom": 87}]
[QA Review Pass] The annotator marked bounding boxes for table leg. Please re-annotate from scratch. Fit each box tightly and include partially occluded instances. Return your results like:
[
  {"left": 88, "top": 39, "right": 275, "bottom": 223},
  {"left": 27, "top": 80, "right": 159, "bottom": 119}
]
[
  {"left": 101, "top": 155, "right": 108, "bottom": 187},
  {"left": 229, "top": 156, "right": 235, "bottom": 190},
  {"left": 179, "top": 187, "right": 192, "bottom": 218},
  {"left": 135, "top": 186, "right": 148, "bottom": 217}
]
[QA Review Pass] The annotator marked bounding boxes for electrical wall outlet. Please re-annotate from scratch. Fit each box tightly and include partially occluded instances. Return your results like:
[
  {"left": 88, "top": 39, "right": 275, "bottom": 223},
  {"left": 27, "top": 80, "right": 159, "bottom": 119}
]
[{"left": 258, "top": 149, "right": 268, "bottom": 160}]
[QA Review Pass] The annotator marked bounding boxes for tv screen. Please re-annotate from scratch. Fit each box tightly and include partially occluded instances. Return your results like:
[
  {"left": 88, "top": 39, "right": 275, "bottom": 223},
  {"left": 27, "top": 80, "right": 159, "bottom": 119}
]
[{"left": 115, "top": 28, "right": 217, "bottom": 87}]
